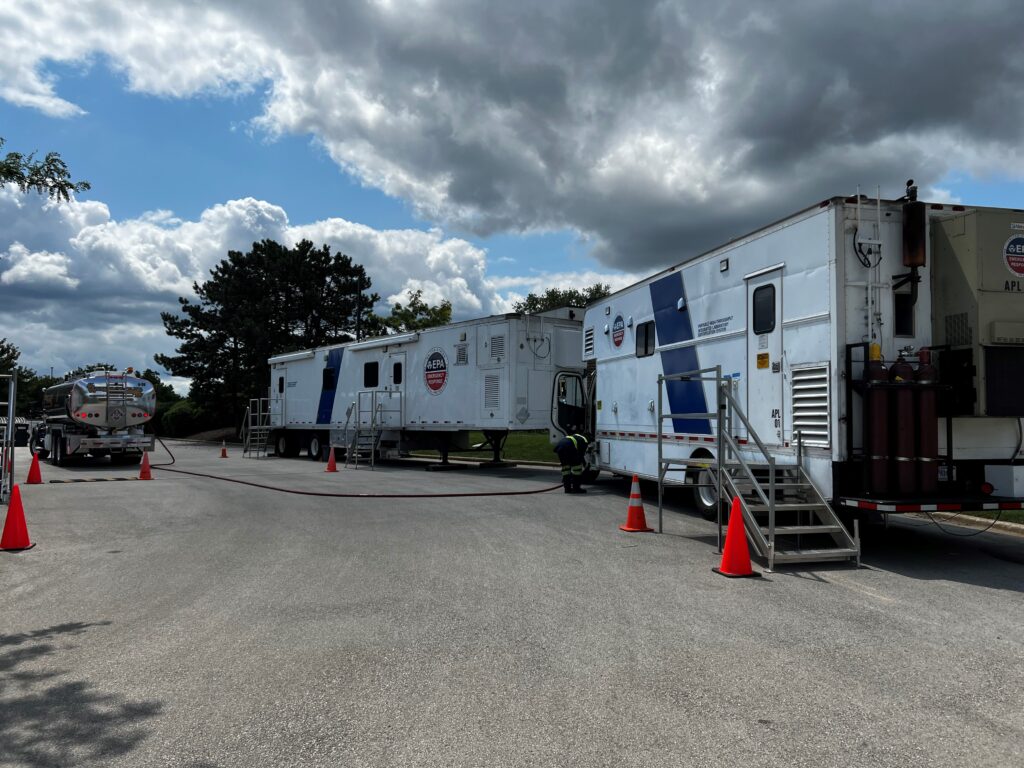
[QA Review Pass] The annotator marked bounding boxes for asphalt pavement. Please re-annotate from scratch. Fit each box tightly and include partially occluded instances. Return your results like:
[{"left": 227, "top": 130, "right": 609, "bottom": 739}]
[{"left": 1, "top": 441, "right": 1021, "bottom": 767}]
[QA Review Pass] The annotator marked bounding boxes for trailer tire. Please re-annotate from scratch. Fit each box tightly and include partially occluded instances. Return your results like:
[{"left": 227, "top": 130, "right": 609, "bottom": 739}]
[
  {"left": 274, "top": 433, "right": 296, "bottom": 458},
  {"left": 687, "top": 452, "right": 719, "bottom": 520},
  {"left": 308, "top": 434, "right": 324, "bottom": 461},
  {"left": 111, "top": 453, "right": 142, "bottom": 466},
  {"left": 582, "top": 466, "right": 600, "bottom": 483}
]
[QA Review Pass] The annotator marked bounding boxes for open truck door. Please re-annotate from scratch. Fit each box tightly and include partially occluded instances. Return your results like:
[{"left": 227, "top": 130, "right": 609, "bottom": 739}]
[{"left": 551, "top": 370, "right": 599, "bottom": 480}]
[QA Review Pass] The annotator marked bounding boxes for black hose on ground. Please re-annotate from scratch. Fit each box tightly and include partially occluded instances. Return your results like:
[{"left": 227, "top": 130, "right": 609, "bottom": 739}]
[{"left": 151, "top": 436, "right": 562, "bottom": 499}]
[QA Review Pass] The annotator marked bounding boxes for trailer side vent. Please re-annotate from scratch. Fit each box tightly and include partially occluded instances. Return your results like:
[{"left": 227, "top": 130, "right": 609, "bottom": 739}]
[
  {"left": 945, "top": 312, "right": 972, "bottom": 347},
  {"left": 583, "top": 327, "right": 595, "bottom": 358},
  {"left": 791, "top": 364, "right": 830, "bottom": 448},
  {"left": 484, "top": 374, "right": 501, "bottom": 410},
  {"left": 490, "top": 335, "right": 506, "bottom": 359},
  {"left": 455, "top": 344, "right": 469, "bottom": 365}
]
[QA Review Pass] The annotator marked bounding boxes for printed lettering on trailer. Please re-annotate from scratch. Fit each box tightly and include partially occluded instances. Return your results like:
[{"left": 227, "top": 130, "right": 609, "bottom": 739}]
[
  {"left": 611, "top": 315, "right": 625, "bottom": 347},
  {"left": 424, "top": 348, "right": 448, "bottom": 394}
]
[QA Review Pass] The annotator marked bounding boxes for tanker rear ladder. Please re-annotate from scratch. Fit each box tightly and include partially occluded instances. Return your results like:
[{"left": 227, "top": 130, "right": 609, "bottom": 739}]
[
  {"left": 0, "top": 373, "right": 15, "bottom": 504},
  {"left": 243, "top": 398, "right": 271, "bottom": 458},
  {"left": 656, "top": 367, "right": 860, "bottom": 571}
]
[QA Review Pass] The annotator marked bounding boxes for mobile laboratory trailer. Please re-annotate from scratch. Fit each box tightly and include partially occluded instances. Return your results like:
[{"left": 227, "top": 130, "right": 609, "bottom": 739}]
[
  {"left": 555, "top": 186, "right": 1024, "bottom": 566},
  {"left": 265, "top": 309, "right": 584, "bottom": 463}
]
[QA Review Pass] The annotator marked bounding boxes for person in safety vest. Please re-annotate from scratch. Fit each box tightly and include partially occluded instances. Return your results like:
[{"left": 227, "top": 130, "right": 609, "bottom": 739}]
[{"left": 553, "top": 432, "right": 590, "bottom": 494}]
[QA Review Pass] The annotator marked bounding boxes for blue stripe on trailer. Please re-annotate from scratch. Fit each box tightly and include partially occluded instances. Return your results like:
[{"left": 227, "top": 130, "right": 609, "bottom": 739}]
[
  {"left": 649, "top": 272, "right": 711, "bottom": 435},
  {"left": 316, "top": 348, "right": 344, "bottom": 424}
]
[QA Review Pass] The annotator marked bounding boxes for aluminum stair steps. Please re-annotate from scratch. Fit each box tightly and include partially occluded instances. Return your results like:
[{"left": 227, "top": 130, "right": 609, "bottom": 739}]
[
  {"left": 770, "top": 547, "right": 861, "bottom": 564},
  {"left": 747, "top": 502, "right": 828, "bottom": 512},
  {"left": 760, "top": 524, "right": 844, "bottom": 535}
]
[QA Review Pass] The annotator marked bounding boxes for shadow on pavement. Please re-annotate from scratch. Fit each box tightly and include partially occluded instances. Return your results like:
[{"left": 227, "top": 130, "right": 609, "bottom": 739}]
[{"left": 0, "top": 621, "right": 163, "bottom": 767}]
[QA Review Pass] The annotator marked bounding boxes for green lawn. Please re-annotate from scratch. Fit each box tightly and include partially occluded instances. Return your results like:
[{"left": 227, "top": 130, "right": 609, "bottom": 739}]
[
  {"left": 414, "top": 430, "right": 558, "bottom": 463},
  {"left": 955, "top": 509, "right": 1024, "bottom": 525}
]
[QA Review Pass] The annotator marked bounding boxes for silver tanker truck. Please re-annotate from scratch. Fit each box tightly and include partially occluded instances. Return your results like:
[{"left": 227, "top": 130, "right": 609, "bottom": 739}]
[{"left": 32, "top": 368, "right": 156, "bottom": 465}]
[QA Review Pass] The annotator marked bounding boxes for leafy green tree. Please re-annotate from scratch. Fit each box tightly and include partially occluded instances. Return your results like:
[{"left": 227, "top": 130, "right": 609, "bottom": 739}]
[
  {"left": 158, "top": 239, "right": 381, "bottom": 425},
  {"left": 0, "top": 137, "right": 90, "bottom": 202},
  {"left": 512, "top": 283, "right": 611, "bottom": 314},
  {"left": 383, "top": 289, "right": 452, "bottom": 333},
  {"left": 0, "top": 338, "right": 19, "bottom": 373}
]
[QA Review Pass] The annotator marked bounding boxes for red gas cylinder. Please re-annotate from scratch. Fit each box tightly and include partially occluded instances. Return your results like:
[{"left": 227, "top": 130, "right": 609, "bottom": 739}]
[
  {"left": 889, "top": 354, "right": 918, "bottom": 495},
  {"left": 915, "top": 348, "right": 939, "bottom": 494},
  {"left": 865, "top": 345, "right": 889, "bottom": 495}
]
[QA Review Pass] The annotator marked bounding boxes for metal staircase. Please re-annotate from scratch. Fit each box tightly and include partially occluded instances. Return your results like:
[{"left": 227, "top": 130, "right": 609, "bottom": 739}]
[
  {"left": 0, "top": 373, "right": 15, "bottom": 504},
  {"left": 657, "top": 367, "right": 859, "bottom": 570},
  {"left": 341, "top": 392, "right": 386, "bottom": 470},
  {"left": 242, "top": 398, "right": 271, "bottom": 458}
]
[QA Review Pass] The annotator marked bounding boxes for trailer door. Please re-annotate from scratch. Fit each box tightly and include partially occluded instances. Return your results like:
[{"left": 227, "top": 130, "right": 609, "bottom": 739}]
[
  {"left": 381, "top": 352, "right": 405, "bottom": 427},
  {"left": 746, "top": 268, "right": 783, "bottom": 445},
  {"left": 270, "top": 367, "right": 286, "bottom": 427}
]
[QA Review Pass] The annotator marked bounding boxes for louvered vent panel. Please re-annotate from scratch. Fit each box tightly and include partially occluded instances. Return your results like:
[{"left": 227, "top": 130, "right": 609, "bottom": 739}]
[
  {"left": 456, "top": 344, "right": 468, "bottom": 365},
  {"left": 583, "top": 328, "right": 595, "bottom": 358},
  {"left": 484, "top": 375, "right": 501, "bottom": 410},
  {"left": 490, "top": 335, "right": 506, "bottom": 359},
  {"left": 945, "top": 312, "right": 971, "bottom": 347},
  {"left": 791, "top": 365, "right": 830, "bottom": 448}
]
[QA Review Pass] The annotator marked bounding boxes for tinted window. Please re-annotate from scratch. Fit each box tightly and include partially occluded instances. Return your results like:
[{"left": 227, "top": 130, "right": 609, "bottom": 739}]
[
  {"left": 752, "top": 285, "right": 775, "bottom": 335},
  {"left": 363, "top": 361, "right": 379, "bottom": 387},
  {"left": 322, "top": 367, "right": 337, "bottom": 390},
  {"left": 894, "top": 292, "right": 914, "bottom": 337},
  {"left": 393, "top": 362, "right": 403, "bottom": 385},
  {"left": 277, "top": 376, "right": 284, "bottom": 394},
  {"left": 635, "top": 321, "right": 656, "bottom": 358}
]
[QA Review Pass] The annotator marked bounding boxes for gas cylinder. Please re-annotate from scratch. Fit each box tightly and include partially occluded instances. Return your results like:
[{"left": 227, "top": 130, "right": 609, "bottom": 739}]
[
  {"left": 915, "top": 348, "right": 939, "bottom": 494},
  {"left": 889, "top": 353, "right": 917, "bottom": 495},
  {"left": 864, "top": 344, "right": 889, "bottom": 495}
]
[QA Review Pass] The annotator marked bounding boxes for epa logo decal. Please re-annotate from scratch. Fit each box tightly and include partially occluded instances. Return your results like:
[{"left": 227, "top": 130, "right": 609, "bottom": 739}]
[{"left": 424, "top": 348, "right": 448, "bottom": 394}]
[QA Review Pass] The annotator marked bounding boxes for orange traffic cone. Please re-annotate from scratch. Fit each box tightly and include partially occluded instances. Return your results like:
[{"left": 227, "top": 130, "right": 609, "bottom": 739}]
[
  {"left": 26, "top": 453, "right": 42, "bottom": 485},
  {"left": 325, "top": 446, "right": 338, "bottom": 473},
  {"left": 139, "top": 451, "right": 153, "bottom": 481},
  {"left": 619, "top": 474, "right": 653, "bottom": 532},
  {"left": 220, "top": 440, "right": 228, "bottom": 459},
  {"left": 1, "top": 485, "right": 34, "bottom": 551},
  {"left": 713, "top": 497, "right": 761, "bottom": 578}
]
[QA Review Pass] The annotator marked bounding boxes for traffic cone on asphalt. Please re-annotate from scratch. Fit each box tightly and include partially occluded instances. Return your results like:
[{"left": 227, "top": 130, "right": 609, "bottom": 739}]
[
  {"left": 713, "top": 497, "right": 761, "bottom": 578},
  {"left": 325, "top": 446, "right": 338, "bottom": 473},
  {"left": 619, "top": 474, "right": 654, "bottom": 532},
  {"left": 220, "top": 440, "right": 228, "bottom": 459},
  {"left": 26, "top": 453, "right": 42, "bottom": 485},
  {"left": 138, "top": 451, "right": 152, "bottom": 481},
  {"left": 1, "top": 485, "right": 34, "bottom": 551}
]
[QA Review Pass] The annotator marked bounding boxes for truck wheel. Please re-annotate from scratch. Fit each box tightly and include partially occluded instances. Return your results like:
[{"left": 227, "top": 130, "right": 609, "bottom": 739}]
[
  {"left": 687, "top": 454, "right": 719, "bottom": 520},
  {"left": 275, "top": 433, "right": 295, "bottom": 458},
  {"left": 308, "top": 434, "right": 323, "bottom": 461},
  {"left": 582, "top": 466, "right": 600, "bottom": 483},
  {"left": 52, "top": 435, "right": 66, "bottom": 467}
]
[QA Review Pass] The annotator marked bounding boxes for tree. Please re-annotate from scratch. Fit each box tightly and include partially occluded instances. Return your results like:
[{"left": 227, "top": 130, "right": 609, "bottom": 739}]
[
  {"left": 383, "top": 290, "right": 452, "bottom": 333},
  {"left": 512, "top": 283, "right": 611, "bottom": 314},
  {"left": 0, "top": 137, "right": 90, "bottom": 202},
  {"left": 0, "top": 338, "right": 19, "bottom": 373},
  {"left": 157, "top": 239, "right": 382, "bottom": 425}
]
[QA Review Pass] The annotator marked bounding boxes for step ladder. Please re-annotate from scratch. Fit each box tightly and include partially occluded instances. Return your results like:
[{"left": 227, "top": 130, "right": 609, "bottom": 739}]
[
  {"left": 0, "top": 373, "right": 15, "bottom": 504},
  {"left": 656, "top": 366, "right": 859, "bottom": 570},
  {"left": 343, "top": 393, "right": 384, "bottom": 470},
  {"left": 242, "top": 398, "right": 271, "bottom": 458}
]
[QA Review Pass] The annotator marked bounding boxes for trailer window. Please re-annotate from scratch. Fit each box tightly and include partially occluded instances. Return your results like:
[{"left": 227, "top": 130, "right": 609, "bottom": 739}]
[
  {"left": 752, "top": 285, "right": 775, "bottom": 335},
  {"left": 363, "top": 362, "right": 379, "bottom": 388},
  {"left": 894, "top": 291, "right": 914, "bottom": 337},
  {"left": 277, "top": 376, "right": 284, "bottom": 394},
  {"left": 322, "top": 367, "right": 337, "bottom": 391},
  {"left": 635, "top": 321, "right": 656, "bottom": 358},
  {"left": 393, "top": 362, "right": 403, "bottom": 385}
]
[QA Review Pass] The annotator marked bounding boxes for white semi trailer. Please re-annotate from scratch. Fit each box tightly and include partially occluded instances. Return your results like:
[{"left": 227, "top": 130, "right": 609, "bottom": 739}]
[
  {"left": 557, "top": 185, "right": 1024, "bottom": 566},
  {"left": 266, "top": 309, "right": 585, "bottom": 463}
]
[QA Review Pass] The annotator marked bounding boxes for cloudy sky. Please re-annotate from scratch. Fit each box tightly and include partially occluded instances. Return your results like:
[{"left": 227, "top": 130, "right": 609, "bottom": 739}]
[{"left": 1, "top": 1, "right": 1022, "bottom": 388}]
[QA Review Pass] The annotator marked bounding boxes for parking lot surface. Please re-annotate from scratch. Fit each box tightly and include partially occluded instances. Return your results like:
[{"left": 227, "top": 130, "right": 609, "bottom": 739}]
[{"left": 1, "top": 442, "right": 1022, "bottom": 767}]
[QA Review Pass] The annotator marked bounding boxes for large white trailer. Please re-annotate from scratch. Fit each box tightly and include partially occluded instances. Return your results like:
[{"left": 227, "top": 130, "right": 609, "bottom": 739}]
[
  {"left": 558, "top": 186, "right": 1024, "bottom": 566},
  {"left": 265, "top": 310, "right": 584, "bottom": 463}
]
